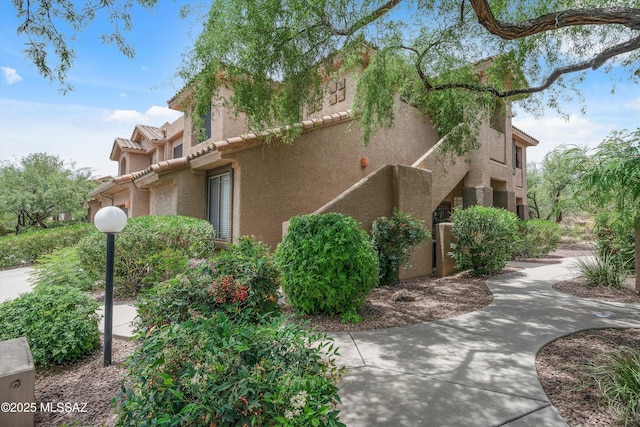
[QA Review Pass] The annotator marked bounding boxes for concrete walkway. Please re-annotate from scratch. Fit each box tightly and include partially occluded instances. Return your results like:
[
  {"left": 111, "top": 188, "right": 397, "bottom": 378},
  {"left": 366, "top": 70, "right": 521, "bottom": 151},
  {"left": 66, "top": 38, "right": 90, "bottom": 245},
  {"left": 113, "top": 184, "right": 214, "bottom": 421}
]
[
  {"left": 0, "top": 267, "right": 138, "bottom": 339},
  {"left": 332, "top": 258, "right": 640, "bottom": 426}
]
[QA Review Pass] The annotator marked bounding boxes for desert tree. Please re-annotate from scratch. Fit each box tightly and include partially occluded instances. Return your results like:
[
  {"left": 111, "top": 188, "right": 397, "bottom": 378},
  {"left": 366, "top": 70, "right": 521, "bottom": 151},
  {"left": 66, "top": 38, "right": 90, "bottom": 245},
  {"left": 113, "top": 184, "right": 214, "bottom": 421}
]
[
  {"left": 579, "top": 129, "right": 640, "bottom": 289},
  {"left": 9, "top": 0, "right": 640, "bottom": 154},
  {"left": 0, "top": 153, "right": 96, "bottom": 233}
]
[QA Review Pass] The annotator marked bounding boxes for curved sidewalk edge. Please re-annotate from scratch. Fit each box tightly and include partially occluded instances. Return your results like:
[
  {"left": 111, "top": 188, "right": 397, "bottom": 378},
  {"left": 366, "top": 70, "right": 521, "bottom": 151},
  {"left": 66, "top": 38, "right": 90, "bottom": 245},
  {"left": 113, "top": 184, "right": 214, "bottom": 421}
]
[{"left": 332, "top": 257, "right": 640, "bottom": 427}]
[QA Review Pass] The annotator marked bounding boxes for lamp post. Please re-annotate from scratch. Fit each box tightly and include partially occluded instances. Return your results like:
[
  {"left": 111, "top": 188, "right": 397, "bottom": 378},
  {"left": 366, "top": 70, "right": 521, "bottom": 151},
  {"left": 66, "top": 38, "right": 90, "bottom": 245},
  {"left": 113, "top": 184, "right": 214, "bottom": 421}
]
[{"left": 94, "top": 206, "right": 127, "bottom": 367}]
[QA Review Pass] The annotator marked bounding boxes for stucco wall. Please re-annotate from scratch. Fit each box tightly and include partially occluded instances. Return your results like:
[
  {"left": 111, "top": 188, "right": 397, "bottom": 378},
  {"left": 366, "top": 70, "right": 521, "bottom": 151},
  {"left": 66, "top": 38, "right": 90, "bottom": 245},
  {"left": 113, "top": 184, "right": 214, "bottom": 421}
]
[
  {"left": 150, "top": 183, "right": 178, "bottom": 216},
  {"left": 225, "top": 103, "right": 437, "bottom": 248},
  {"left": 314, "top": 164, "right": 434, "bottom": 279}
]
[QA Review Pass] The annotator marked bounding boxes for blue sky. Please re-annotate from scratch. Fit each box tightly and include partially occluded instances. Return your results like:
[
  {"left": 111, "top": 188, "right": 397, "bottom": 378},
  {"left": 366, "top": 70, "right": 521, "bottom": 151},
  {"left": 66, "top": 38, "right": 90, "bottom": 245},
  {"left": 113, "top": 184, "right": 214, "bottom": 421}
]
[{"left": 0, "top": 2, "right": 638, "bottom": 178}]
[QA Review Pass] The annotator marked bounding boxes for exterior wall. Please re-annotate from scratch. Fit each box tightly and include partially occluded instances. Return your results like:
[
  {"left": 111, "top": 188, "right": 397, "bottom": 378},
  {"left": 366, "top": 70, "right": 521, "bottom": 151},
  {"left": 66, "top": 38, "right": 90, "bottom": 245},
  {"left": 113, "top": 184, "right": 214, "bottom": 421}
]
[
  {"left": 150, "top": 183, "right": 178, "bottom": 215},
  {"left": 225, "top": 102, "right": 437, "bottom": 248},
  {"left": 174, "top": 171, "right": 207, "bottom": 219},
  {"left": 313, "top": 164, "right": 433, "bottom": 279}
]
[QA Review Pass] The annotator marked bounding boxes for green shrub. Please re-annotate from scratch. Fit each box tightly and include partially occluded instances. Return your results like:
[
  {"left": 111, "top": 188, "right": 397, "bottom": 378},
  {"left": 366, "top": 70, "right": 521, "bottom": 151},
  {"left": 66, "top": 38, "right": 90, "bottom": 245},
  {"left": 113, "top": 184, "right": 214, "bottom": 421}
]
[
  {"left": 0, "top": 286, "right": 100, "bottom": 366},
  {"left": 137, "top": 236, "right": 280, "bottom": 330},
  {"left": 212, "top": 236, "right": 280, "bottom": 314},
  {"left": 514, "top": 219, "right": 561, "bottom": 258},
  {"left": 31, "top": 247, "right": 99, "bottom": 292},
  {"left": 449, "top": 206, "right": 520, "bottom": 276},
  {"left": 372, "top": 209, "right": 430, "bottom": 286},
  {"left": 595, "top": 212, "right": 635, "bottom": 272},
  {"left": 77, "top": 215, "right": 215, "bottom": 296},
  {"left": 136, "top": 274, "right": 215, "bottom": 331},
  {"left": 572, "top": 254, "right": 628, "bottom": 288},
  {"left": 0, "top": 223, "right": 93, "bottom": 269},
  {"left": 275, "top": 213, "right": 378, "bottom": 317},
  {"left": 116, "top": 313, "right": 344, "bottom": 427},
  {"left": 590, "top": 349, "right": 640, "bottom": 426}
]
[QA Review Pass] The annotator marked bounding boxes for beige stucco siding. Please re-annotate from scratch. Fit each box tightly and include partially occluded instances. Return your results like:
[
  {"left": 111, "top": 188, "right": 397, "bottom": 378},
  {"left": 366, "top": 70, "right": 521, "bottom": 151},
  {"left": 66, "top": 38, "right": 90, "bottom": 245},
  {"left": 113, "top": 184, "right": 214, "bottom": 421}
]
[{"left": 226, "top": 104, "right": 437, "bottom": 247}]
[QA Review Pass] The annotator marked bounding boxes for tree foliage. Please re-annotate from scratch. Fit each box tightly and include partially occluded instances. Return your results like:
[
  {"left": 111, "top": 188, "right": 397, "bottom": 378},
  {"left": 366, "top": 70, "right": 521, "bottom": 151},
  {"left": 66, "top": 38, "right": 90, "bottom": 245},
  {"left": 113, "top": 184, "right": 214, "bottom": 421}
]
[
  {"left": 8, "top": 0, "right": 157, "bottom": 93},
  {"left": 527, "top": 145, "right": 588, "bottom": 222},
  {"left": 579, "top": 129, "right": 640, "bottom": 288},
  {"left": 9, "top": 0, "right": 640, "bottom": 153},
  {"left": 0, "top": 153, "right": 96, "bottom": 232}
]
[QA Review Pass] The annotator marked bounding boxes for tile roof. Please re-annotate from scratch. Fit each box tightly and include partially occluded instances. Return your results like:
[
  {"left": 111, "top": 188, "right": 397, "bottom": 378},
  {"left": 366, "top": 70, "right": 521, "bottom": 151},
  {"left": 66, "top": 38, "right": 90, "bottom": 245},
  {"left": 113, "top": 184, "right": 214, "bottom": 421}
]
[
  {"left": 187, "top": 110, "right": 355, "bottom": 161},
  {"left": 131, "top": 157, "right": 189, "bottom": 181},
  {"left": 114, "top": 138, "right": 144, "bottom": 151},
  {"left": 512, "top": 126, "right": 539, "bottom": 145},
  {"left": 106, "top": 110, "right": 354, "bottom": 187},
  {"left": 135, "top": 124, "right": 165, "bottom": 141}
]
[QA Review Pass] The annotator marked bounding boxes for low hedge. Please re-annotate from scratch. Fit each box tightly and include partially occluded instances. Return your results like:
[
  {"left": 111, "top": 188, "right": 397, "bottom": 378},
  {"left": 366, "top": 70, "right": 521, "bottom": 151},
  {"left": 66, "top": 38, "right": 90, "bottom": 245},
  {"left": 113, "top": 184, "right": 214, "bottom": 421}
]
[
  {"left": 0, "top": 222, "right": 93, "bottom": 269},
  {"left": 77, "top": 215, "right": 215, "bottom": 296}
]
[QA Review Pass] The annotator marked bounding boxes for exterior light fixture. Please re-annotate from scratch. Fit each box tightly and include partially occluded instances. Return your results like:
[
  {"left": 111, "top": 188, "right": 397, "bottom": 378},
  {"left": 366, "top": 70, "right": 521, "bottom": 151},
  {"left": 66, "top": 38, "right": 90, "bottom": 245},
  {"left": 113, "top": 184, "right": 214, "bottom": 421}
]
[{"left": 93, "top": 206, "right": 127, "bottom": 367}]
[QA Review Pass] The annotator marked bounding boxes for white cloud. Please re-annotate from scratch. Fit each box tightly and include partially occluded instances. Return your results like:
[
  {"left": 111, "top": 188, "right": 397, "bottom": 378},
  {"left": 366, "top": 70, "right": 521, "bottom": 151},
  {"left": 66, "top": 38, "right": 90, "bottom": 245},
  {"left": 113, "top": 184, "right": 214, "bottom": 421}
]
[
  {"left": 102, "top": 105, "right": 182, "bottom": 125},
  {"left": 119, "top": 92, "right": 127, "bottom": 97},
  {"left": 513, "top": 113, "right": 617, "bottom": 164},
  {"left": 624, "top": 96, "right": 640, "bottom": 111},
  {"left": 0, "top": 66, "right": 23, "bottom": 84}
]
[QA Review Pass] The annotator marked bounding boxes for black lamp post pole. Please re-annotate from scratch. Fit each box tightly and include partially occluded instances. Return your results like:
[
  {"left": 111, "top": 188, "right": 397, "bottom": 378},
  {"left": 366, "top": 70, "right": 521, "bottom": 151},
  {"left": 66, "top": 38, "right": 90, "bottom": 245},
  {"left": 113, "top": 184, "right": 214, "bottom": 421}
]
[{"left": 103, "top": 233, "right": 115, "bottom": 367}]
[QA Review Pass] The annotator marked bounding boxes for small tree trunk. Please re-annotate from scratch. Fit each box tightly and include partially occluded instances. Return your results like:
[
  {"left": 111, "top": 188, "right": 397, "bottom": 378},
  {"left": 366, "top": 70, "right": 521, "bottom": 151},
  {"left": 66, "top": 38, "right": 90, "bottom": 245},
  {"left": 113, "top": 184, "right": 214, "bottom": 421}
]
[{"left": 635, "top": 226, "right": 639, "bottom": 292}]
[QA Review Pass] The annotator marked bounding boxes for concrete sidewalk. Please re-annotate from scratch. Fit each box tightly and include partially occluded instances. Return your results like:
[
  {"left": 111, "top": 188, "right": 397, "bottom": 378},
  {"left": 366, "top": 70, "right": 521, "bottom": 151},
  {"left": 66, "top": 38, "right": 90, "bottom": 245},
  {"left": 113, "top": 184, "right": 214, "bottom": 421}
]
[
  {"left": 0, "top": 267, "right": 138, "bottom": 339},
  {"left": 332, "top": 258, "right": 640, "bottom": 426}
]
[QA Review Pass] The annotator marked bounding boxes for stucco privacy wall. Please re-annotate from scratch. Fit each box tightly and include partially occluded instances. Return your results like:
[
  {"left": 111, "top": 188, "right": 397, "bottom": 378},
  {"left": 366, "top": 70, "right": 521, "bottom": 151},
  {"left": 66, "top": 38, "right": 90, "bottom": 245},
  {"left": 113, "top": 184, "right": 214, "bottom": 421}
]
[
  {"left": 225, "top": 104, "right": 438, "bottom": 248},
  {"left": 312, "top": 164, "right": 433, "bottom": 279}
]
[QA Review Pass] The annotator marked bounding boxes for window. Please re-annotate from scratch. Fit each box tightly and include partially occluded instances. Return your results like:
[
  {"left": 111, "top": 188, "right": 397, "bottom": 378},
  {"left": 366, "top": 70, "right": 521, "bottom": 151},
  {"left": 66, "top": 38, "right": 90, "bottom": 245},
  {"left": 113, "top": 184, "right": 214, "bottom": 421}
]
[
  {"left": 149, "top": 153, "right": 155, "bottom": 165},
  {"left": 120, "top": 158, "right": 127, "bottom": 175},
  {"left": 208, "top": 172, "right": 232, "bottom": 241},
  {"left": 515, "top": 146, "right": 522, "bottom": 169},
  {"left": 173, "top": 143, "right": 183, "bottom": 159}
]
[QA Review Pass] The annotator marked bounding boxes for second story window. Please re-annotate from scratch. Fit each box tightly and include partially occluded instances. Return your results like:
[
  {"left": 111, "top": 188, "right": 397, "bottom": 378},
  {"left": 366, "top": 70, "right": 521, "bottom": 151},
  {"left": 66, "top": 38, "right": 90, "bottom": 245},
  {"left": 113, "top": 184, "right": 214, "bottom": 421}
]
[{"left": 173, "top": 144, "right": 183, "bottom": 159}]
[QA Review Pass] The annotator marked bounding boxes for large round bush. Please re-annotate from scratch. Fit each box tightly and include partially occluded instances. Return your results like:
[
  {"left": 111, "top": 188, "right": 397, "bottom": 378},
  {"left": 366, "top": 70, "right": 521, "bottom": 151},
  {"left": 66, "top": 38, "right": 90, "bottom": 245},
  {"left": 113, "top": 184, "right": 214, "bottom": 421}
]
[
  {"left": 77, "top": 215, "right": 215, "bottom": 296},
  {"left": 449, "top": 206, "right": 520, "bottom": 276},
  {"left": 275, "top": 213, "right": 378, "bottom": 316},
  {"left": 0, "top": 286, "right": 100, "bottom": 366}
]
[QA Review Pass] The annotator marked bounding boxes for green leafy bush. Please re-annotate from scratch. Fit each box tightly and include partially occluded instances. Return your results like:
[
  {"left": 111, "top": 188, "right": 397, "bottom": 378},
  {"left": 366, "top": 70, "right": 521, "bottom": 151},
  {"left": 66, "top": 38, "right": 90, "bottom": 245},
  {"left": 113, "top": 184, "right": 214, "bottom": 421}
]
[
  {"left": 137, "top": 236, "right": 280, "bottom": 330},
  {"left": 116, "top": 313, "right": 344, "bottom": 427},
  {"left": 0, "top": 286, "right": 100, "bottom": 366},
  {"left": 514, "top": 219, "right": 561, "bottom": 258},
  {"left": 595, "top": 212, "right": 635, "bottom": 272},
  {"left": 136, "top": 274, "right": 215, "bottom": 331},
  {"left": 572, "top": 254, "right": 628, "bottom": 288},
  {"left": 0, "top": 222, "right": 93, "bottom": 269},
  {"left": 77, "top": 215, "right": 215, "bottom": 296},
  {"left": 449, "top": 206, "right": 520, "bottom": 276},
  {"left": 275, "top": 213, "right": 378, "bottom": 317},
  {"left": 212, "top": 236, "right": 280, "bottom": 314},
  {"left": 31, "top": 247, "right": 99, "bottom": 291},
  {"left": 591, "top": 349, "right": 640, "bottom": 426},
  {"left": 372, "top": 209, "right": 430, "bottom": 286}
]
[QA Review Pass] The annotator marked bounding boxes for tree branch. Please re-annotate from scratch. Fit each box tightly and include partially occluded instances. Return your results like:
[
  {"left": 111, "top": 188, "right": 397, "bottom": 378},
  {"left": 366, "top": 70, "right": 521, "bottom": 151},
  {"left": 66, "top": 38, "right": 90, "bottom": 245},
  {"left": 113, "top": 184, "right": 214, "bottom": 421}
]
[
  {"left": 330, "top": 0, "right": 404, "bottom": 36},
  {"left": 469, "top": 0, "right": 640, "bottom": 39},
  {"left": 427, "top": 36, "right": 640, "bottom": 97}
]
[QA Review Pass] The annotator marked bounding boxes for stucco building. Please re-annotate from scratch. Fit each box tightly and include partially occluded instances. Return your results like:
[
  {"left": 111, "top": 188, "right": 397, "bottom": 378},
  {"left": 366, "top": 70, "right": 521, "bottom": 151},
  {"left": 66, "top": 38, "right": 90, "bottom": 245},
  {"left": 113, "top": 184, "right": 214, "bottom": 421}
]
[{"left": 89, "top": 69, "right": 538, "bottom": 278}]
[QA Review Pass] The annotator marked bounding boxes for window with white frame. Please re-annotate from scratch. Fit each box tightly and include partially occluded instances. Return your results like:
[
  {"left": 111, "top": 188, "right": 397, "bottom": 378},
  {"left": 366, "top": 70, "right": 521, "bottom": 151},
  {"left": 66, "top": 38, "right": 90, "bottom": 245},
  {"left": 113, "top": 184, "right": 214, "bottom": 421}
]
[{"left": 208, "top": 171, "right": 232, "bottom": 241}]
